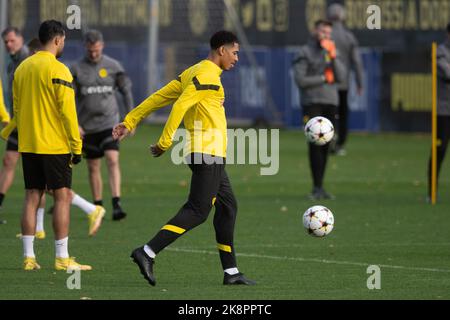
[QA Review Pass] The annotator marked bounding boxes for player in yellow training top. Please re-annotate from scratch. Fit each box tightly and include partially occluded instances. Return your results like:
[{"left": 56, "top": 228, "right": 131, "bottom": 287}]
[
  {"left": 6, "top": 38, "right": 105, "bottom": 239},
  {"left": 3, "top": 20, "right": 91, "bottom": 271},
  {"left": 113, "top": 30, "right": 255, "bottom": 286}
]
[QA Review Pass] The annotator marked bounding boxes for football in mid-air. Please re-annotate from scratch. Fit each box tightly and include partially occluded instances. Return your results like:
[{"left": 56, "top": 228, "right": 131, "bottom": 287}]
[
  {"left": 302, "top": 205, "right": 334, "bottom": 237},
  {"left": 304, "top": 116, "right": 334, "bottom": 146}
]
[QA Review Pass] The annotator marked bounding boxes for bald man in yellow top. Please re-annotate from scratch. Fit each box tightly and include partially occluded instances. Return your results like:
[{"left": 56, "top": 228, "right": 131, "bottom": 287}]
[
  {"left": 3, "top": 20, "right": 91, "bottom": 271},
  {"left": 113, "top": 30, "right": 255, "bottom": 286}
]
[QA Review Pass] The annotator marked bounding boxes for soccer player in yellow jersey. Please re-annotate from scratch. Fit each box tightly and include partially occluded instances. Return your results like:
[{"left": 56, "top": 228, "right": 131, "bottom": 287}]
[
  {"left": 7, "top": 20, "right": 91, "bottom": 271},
  {"left": 113, "top": 31, "right": 255, "bottom": 286},
  {"left": 2, "top": 37, "right": 105, "bottom": 238}
]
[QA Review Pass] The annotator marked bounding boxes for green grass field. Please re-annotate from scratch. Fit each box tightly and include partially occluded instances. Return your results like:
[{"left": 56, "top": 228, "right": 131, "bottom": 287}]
[{"left": 1, "top": 125, "right": 450, "bottom": 300}]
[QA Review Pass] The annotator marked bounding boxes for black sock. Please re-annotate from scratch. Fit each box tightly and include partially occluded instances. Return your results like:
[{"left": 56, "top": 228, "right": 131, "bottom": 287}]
[
  {"left": 94, "top": 200, "right": 103, "bottom": 206},
  {"left": 112, "top": 197, "right": 121, "bottom": 210},
  {"left": 0, "top": 193, "right": 4, "bottom": 207}
]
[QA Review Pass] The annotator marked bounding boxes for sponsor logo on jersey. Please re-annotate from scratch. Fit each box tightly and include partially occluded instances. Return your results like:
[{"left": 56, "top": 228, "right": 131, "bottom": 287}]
[{"left": 81, "top": 86, "right": 114, "bottom": 95}]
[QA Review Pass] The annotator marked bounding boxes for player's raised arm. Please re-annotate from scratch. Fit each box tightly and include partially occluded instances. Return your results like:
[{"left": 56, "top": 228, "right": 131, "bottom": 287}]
[{"left": 120, "top": 78, "right": 182, "bottom": 132}]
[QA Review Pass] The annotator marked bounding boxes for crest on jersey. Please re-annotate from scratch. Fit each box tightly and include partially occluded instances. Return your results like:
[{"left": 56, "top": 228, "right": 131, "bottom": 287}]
[{"left": 99, "top": 68, "right": 108, "bottom": 78}]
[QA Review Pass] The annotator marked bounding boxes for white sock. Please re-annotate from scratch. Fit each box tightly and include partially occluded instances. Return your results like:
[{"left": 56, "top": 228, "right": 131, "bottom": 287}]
[
  {"left": 72, "top": 194, "right": 96, "bottom": 215},
  {"left": 143, "top": 244, "right": 156, "bottom": 258},
  {"left": 36, "top": 208, "right": 45, "bottom": 232},
  {"left": 55, "top": 237, "right": 69, "bottom": 258},
  {"left": 224, "top": 267, "right": 239, "bottom": 275},
  {"left": 22, "top": 235, "right": 35, "bottom": 258}
]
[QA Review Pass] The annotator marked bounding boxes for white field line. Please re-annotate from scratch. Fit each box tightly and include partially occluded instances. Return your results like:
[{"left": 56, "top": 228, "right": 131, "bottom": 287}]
[
  {"left": 234, "top": 243, "right": 450, "bottom": 248},
  {"left": 167, "top": 247, "right": 450, "bottom": 273}
]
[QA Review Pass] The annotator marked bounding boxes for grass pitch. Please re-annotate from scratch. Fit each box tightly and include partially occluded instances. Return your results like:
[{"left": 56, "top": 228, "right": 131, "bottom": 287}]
[{"left": 1, "top": 125, "right": 449, "bottom": 300}]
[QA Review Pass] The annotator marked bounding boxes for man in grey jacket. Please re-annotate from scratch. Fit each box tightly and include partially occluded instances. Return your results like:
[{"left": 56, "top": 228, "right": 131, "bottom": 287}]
[
  {"left": 427, "top": 23, "right": 450, "bottom": 202},
  {"left": 293, "top": 20, "right": 345, "bottom": 200},
  {"left": 71, "top": 30, "right": 134, "bottom": 220},
  {"left": 328, "top": 3, "right": 364, "bottom": 156}
]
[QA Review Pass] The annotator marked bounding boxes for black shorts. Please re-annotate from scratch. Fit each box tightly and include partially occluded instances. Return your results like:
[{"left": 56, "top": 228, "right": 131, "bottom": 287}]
[
  {"left": 83, "top": 128, "right": 119, "bottom": 159},
  {"left": 22, "top": 153, "right": 72, "bottom": 190},
  {"left": 6, "top": 130, "right": 18, "bottom": 151},
  {"left": 302, "top": 104, "right": 337, "bottom": 126}
]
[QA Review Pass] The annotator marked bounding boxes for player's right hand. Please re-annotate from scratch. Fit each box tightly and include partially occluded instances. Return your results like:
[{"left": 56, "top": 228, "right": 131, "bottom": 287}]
[
  {"left": 112, "top": 123, "right": 130, "bottom": 141},
  {"left": 71, "top": 154, "right": 82, "bottom": 165}
]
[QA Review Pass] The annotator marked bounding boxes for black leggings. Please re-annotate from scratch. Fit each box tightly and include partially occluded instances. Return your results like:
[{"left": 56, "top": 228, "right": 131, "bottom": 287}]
[
  {"left": 303, "top": 104, "right": 337, "bottom": 189},
  {"left": 336, "top": 90, "right": 349, "bottom": 148},
  {"left": 148, "top": 154, "right": 238, "bottom": 270},
  {"left": 428, "top": 116, "right": 450, "bottom": 196}
]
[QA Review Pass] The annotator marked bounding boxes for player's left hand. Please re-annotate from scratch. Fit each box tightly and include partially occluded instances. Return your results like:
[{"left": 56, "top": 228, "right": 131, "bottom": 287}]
[{"left": 150, "top": 144, "right": 164, "bottom": 157}]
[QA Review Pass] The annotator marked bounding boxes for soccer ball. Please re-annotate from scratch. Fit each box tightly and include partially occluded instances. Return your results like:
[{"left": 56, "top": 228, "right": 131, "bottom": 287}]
[
  {"left": 304, "top": 116, "right": 334, "bottom": 146},
  {"left": 302, "top": 205, "right": 334, "bottom": 237}
]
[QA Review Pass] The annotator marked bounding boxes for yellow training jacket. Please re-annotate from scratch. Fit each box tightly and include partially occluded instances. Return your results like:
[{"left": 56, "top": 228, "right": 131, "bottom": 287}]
[
  {"left": 2, "top": 51, "right": 81, "bottom": 154},
  {"left": 123, "top": 59, "right": 227, "bottom": 158},
  {"left": 0, "top": 79, "right": 10, "bottom": 123}
]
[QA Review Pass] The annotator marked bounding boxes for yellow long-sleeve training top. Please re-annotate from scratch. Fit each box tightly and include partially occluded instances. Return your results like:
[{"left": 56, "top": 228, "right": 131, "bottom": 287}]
[
  {"left": 1, "top": 51, "right": 82, "bottom": 154},
  {"left": 0, "top": 79, "right": 10, "bottom": 123},
  {"left": 123, "top": 59, "right": 227, "bottom": 158}
]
